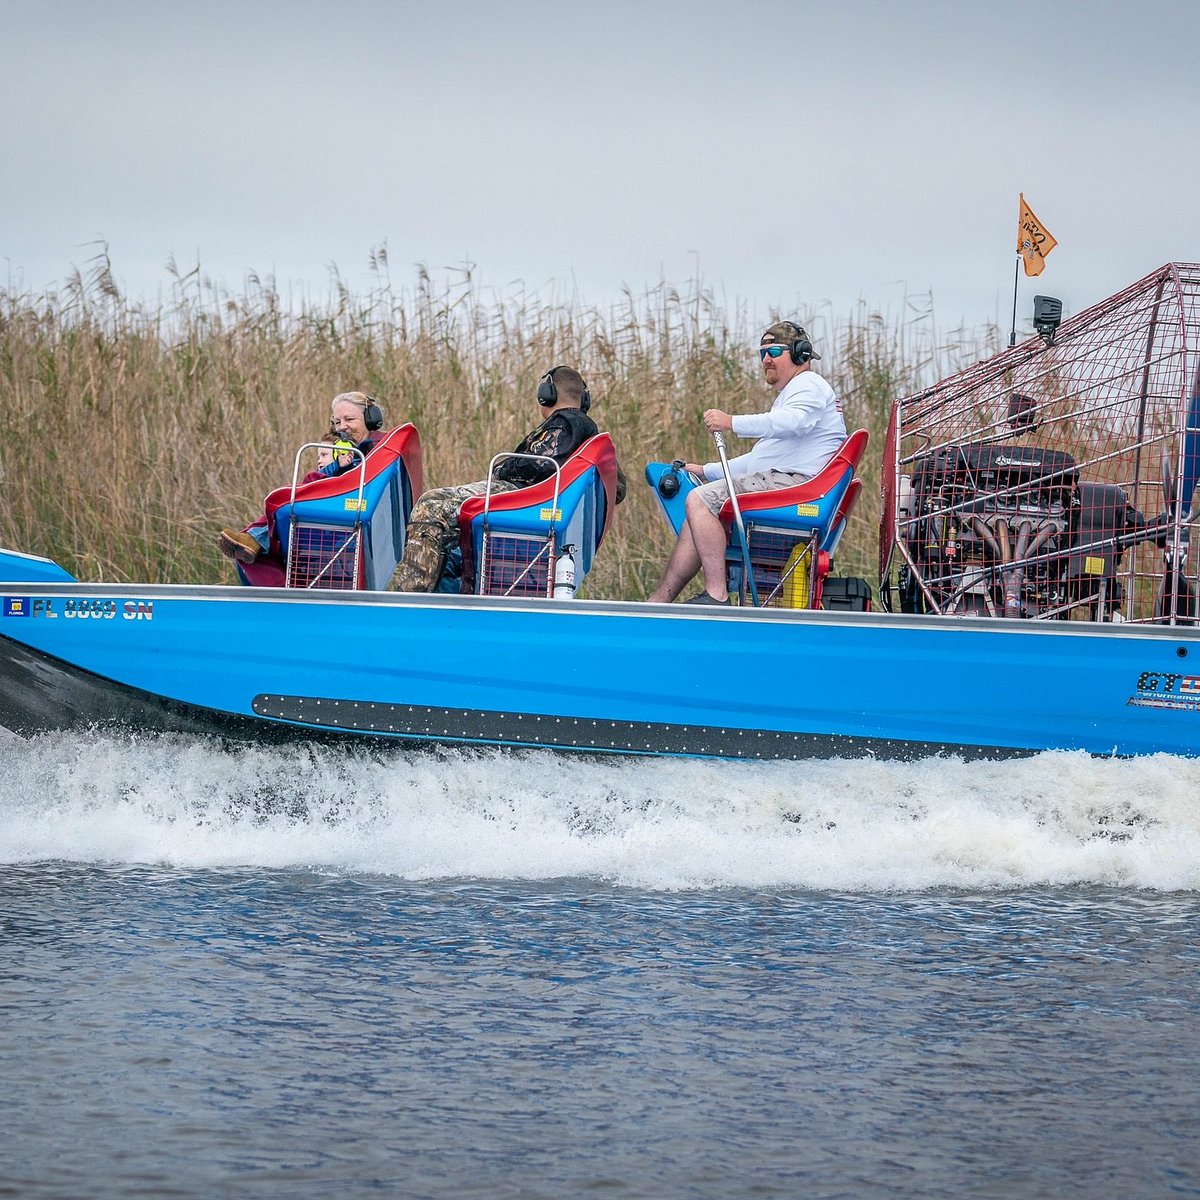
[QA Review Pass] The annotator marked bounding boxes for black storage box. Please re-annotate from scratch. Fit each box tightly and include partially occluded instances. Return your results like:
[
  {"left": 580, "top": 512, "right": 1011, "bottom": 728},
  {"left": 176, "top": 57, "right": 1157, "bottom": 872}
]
[{"left": 821, "top": 576, "right": 873, "bottom": 611}]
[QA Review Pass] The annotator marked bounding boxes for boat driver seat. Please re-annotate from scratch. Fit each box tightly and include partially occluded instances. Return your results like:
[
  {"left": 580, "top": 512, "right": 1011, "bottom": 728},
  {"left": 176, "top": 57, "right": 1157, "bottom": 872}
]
[{"left": 719, "top": 428, "right": 869, "bottom": 608}]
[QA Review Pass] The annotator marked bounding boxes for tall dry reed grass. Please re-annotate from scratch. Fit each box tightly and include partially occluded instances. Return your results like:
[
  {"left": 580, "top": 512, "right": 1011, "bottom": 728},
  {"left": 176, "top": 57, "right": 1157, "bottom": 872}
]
[{"left": 0, "top": 245, "right": 999, "bottom": 597}]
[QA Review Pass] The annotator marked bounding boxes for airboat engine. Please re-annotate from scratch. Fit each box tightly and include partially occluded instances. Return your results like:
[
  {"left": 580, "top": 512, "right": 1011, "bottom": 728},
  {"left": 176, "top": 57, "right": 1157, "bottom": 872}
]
[
  {"left": 901, "top": 440, "right": 1080, "bottom": 618},
  {"left": 898, "top": 453, "right": 1149, "bottom": 620}
]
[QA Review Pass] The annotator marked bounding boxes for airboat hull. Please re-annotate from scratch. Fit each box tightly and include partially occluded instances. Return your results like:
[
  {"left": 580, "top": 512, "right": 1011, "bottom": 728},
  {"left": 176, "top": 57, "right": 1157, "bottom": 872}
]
[{"left": 1, "top": 561, "right": 1197, "bottom": 760}]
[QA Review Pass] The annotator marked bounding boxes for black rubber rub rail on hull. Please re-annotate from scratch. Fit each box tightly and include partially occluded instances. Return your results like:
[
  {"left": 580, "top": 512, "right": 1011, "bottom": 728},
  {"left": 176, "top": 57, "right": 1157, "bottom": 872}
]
[{"left": 246, "top": 695, "right": 1012, "bottom": 761}]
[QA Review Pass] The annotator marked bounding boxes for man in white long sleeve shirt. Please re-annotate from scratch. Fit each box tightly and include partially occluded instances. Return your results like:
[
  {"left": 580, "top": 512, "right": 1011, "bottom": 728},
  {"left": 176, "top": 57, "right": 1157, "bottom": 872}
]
[{"left": 648, "top": 320, "right": 846, "bottom": 605}]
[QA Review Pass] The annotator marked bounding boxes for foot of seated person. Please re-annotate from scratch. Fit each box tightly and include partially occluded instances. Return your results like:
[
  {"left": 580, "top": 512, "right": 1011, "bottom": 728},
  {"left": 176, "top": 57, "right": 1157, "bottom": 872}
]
[
  {"left": 389, "top": 525, "right": 447, "bottom": 592},
  {"left": 389, "top": 564, "right": 429, "bottom": 592},
  {"left": 683, "top": 590, "right": 729, "bottom": 605},
  {"left": 218, "top": 528, "right": 262, "bottom": 564}
]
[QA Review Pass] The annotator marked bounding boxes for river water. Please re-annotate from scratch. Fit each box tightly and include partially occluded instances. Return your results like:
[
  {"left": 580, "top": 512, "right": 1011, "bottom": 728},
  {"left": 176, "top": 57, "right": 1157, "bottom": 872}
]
[{"left": 1, "top": 732, "right": 1198, "bottom": 1198}]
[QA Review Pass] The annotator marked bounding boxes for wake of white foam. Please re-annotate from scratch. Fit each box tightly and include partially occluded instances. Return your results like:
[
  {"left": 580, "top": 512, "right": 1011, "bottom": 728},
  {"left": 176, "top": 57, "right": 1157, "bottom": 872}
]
[{"left": 1, "top": 732, "right": 1197, "bottom": 891}]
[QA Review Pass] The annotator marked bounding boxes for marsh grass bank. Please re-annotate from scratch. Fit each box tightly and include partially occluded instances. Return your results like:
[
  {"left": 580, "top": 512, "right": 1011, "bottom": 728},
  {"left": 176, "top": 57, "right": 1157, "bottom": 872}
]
[{"left": 0, "top": 251, "right": 999, "bottom": 597}]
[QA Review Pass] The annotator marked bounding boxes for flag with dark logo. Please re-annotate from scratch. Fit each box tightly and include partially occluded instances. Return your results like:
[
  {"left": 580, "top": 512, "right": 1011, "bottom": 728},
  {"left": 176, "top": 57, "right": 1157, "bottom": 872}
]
[{"left": 1018, "top": 193, "right": 1057, "bottom": 277}]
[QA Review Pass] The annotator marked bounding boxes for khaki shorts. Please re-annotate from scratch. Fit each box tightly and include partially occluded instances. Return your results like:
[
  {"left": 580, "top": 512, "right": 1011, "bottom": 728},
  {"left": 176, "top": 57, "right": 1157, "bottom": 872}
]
[{"left": 693, "top": 469, "right": 810, "bottom": 517}]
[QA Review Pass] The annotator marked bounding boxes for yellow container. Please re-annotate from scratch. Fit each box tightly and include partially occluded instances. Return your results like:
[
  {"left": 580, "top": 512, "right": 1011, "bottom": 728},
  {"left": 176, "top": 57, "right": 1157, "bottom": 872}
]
[{"left": 781, "top": 543, "right": 810, "bottom": 608}]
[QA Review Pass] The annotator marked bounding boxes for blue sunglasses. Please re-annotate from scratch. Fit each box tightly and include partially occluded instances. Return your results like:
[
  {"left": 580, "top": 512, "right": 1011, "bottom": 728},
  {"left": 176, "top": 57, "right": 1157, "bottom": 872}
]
[{"left": 759, "top": 345, "right": 788, "bottom": 360}]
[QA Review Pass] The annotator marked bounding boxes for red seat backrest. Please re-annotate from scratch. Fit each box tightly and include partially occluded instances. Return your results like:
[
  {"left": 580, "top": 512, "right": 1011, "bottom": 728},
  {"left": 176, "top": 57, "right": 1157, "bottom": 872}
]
[
  {"left": 718, "top": 429, "right": 870, "bottom": 522},
  {"left": 262, "top": 424, "right": 424, "bottom": 525},
  {"left": 457, "top": 434, "right": 619, "bottom": 535}
]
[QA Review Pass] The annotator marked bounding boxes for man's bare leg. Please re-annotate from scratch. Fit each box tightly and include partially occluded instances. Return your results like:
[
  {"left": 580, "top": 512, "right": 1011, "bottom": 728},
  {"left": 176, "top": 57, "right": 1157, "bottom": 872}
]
[
  {"left": 647, "top": 523, "right": 701, "bottom": 603},
  {"left": 689, "top": 504, "right": 730, "bottom": 601},
  {"left": 648, "top": 494, "right": 730, "bottom": 603}
]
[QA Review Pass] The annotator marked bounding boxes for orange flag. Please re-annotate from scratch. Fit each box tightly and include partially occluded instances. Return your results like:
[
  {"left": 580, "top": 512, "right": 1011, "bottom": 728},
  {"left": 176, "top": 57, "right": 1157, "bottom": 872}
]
[{"left": 1017, "top": 194, "right": 1057, "bottom": 277}]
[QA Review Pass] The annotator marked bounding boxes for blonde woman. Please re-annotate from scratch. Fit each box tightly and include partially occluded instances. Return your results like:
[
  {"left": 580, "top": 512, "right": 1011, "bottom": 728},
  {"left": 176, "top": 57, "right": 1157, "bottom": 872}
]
[{"left": 218, "top": 391, "right": 388, "bottom": 564}]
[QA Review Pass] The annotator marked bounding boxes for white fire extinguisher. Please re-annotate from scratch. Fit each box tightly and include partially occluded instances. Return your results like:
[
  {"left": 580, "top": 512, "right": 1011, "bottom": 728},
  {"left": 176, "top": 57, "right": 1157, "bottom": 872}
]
[{"left": 553, "top": 544, "right": 577, "bottom": 599}]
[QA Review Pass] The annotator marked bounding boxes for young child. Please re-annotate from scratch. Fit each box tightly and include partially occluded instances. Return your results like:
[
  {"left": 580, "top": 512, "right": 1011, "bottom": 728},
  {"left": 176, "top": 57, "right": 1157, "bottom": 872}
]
[
  {"left": 313, "top": 431, "right": 358, "bottom": 476},
  {"left": 314, "top": 432, "right": 338, "bottom": 473}
]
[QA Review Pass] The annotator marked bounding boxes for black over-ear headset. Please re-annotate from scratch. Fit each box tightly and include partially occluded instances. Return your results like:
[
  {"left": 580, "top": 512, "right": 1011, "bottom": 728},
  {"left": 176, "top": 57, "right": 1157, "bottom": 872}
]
[
  {"left": 362, "top": 394, "right": 384, "bottom": 431},
  {"left": 784, "top": 321, "right": 813, "bottom": 366},
  {"left": 537, "top": 366, "right": 591, "bottom": 413}
]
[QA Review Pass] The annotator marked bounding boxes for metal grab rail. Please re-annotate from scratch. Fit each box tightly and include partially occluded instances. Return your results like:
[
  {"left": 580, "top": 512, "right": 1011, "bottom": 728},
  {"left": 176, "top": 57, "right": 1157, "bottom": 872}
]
[
  {"left": 480, "top": 452, "right": 564, "bottom": 597},
  {"left": 482, "top": 452, "right": 562, "bottom": 521},
  {"left": 284, "top": 442, "right": 367, "bottom": 590}
]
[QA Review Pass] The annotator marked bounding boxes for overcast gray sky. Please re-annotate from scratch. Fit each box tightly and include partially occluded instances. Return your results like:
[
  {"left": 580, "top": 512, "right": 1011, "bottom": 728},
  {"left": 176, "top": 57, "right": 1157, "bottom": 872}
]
[{"left": 3, "top": 0, "right": 1197, "bottom": 335}]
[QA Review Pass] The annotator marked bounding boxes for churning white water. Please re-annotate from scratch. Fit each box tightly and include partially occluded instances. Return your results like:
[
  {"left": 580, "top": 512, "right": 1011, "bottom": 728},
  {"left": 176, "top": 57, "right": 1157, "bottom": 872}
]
[{"left": 2, "top": 731, "right": 1197, "bottom": 891}]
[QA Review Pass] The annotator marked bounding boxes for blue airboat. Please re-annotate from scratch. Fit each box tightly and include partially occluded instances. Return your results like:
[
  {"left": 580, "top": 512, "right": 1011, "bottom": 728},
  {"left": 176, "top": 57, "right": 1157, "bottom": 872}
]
[{"left": 3, "top": 264, "right": 1200, "bottom": 760}]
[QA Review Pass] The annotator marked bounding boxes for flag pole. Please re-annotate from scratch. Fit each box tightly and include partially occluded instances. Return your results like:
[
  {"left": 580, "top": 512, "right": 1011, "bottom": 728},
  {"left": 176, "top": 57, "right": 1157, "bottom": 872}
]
[{"left": 1009, "top": 253, "right": 1020, "bottom": 347}]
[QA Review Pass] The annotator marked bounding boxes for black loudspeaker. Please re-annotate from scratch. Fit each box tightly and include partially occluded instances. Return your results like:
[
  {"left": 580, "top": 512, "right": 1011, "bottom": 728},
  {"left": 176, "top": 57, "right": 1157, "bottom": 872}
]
[
  {"left": 786, "top": 321, "right": 813, "bottom": 366},
  {"left": 537, "top": 366, "right": 591, "bottom": 413},
  {"left": 362, "top": 395, "right": 384, "bottom": 431}
]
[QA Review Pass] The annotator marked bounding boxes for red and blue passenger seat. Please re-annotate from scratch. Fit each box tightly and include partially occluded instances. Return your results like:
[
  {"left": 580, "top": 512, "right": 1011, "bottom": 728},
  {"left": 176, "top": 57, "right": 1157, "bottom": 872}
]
[
  {"left": 456, "top": 434, "right": 620, "bottom": 597},
  {"left": 236, "top": 424, "right": 424, "bottom": 590},
  {"left": 719, "top": 428, "right": 869, "bottom": 608}
]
